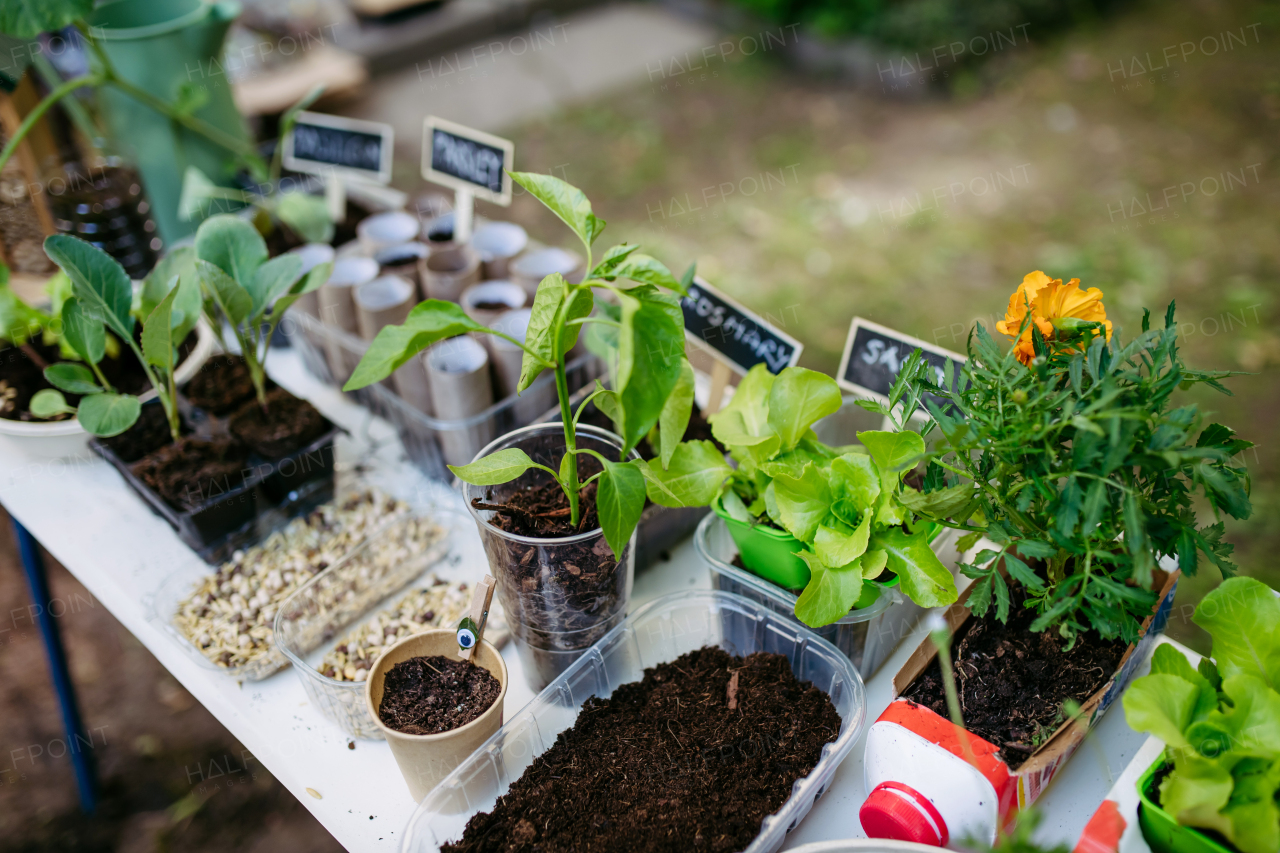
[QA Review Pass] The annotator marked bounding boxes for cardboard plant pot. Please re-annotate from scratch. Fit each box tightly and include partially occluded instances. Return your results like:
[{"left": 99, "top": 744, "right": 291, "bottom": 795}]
[
  {"left": 459, "top": 280, "right": 526, "bottom": 331},
  {"left": 285, "top": 243, "right": 336, "bottom": 319},
  {"left": 374, "top": 241, "right": 430, "bottom": 298},
  {"left": 509, "top": 246, "right": 584, "bottom": 298},
  {"left": 357, "top": 211, "right": 421, "bottom": 255},
  {"left": 424, "top": 336, "right": 494, "bottom": 468},
  {"left": 470, "top": 221, "right": 527, "bottom": 280},
  {"left": 365, "top": 629, "right": 507, "bottom": 802},
  {"left": 319, "top": 256, "right": 379, "bottom": 383},
  {"left": 422, "top": 245, "right": 481, "bottom": 303},
  {"left": 859, "top": 567, "right": 1181, "bottom": 848}
]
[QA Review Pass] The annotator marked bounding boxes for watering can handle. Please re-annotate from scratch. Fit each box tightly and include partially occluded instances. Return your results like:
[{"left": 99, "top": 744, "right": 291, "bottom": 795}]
[{"left": 210, "top": 1, "right": 242, "bottom": 22}]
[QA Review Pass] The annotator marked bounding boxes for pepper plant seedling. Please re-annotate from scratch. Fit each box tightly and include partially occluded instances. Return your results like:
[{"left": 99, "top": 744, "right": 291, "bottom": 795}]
[{"left": 344, "top": 171, "right": 692, "bottom": 560}]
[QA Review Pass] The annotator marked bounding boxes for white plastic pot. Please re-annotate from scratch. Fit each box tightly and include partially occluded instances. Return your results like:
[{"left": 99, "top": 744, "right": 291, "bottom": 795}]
[{"left": 0, "top": 319, "right": 216, "bottom": 459}]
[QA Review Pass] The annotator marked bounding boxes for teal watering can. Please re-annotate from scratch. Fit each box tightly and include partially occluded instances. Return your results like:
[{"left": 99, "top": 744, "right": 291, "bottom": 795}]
[{"left": 86, "top": 0, "right": 250, "bottom": 246}]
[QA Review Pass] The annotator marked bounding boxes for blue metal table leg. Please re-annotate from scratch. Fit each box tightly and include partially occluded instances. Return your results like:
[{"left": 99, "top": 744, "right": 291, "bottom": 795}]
[{"left": 11, "top": 516, "right": 97, "bottom": 814}]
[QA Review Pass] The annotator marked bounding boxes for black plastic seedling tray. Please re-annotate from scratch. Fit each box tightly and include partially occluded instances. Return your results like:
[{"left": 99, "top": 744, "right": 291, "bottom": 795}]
[{"left": 91, "top": 413, "right": 342, "bottom": 564}]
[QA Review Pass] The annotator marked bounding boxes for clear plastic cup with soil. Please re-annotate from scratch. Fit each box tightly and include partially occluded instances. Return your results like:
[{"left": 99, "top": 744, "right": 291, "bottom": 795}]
[{"left": 462, "top": 423, "right": 637, "bottom": 691}]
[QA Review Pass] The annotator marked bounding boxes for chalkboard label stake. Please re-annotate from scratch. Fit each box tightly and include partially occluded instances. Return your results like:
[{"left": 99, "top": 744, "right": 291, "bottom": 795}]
[
  {"left": 706, "top": 360, "right": 732, "bottom": 415},
  {"left": 454, "top": 186, "right": 474, "bottom": 244},
  {"left": 324, "top": 168, "right": 345, "bottom": 222}
]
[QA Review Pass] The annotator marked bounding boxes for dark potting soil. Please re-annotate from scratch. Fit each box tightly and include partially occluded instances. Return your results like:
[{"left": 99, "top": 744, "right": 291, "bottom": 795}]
[
  {"left": 377, "top": 655, "right": 501, "bottom": 736},
  {"left": 471, "top": 300, "right": 512, "bottom": 311},
  {"left": 0, "top": 332, "right": 196, "bottom": 422},
  {"left": 228, "top": 387, "right": 330, "bottom": 459},
  {"left": 183, "top": 355, "right": 263, "bottom": 416},
  {"left": 442, "top": 647, "right": 841, "bottom": 853},
  {"left": 132, "top": 438, "right": 250, "bottom": 512},
  {"left": 902, "top": 584, "right": 1127, "bottom": 769},
  {"left": 99, "top": 404, "right": 187, "bottom": 463}
]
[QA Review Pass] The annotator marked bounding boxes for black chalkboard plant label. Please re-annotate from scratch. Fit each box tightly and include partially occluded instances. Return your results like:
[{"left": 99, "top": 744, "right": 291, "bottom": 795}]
[
  {"left": 681, "top": 278, "right": 802, "bottom": 376},
  {"left": 837, "top": 317, "right": 964, "bottom": 414},
  {"left": 421, "top": 116, "right": 514, "bottom": 206},
  {"left": 283, "top": 111, "right": 394, "bottom": 185}
]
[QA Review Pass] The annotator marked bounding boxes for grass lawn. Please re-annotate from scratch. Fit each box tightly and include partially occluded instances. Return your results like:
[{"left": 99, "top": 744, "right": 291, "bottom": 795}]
[{"left": 452, "top": 0, "right": 1279, "bottom": 650}]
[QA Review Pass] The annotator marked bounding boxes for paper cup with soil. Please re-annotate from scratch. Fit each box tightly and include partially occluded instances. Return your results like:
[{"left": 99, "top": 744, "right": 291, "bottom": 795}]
[
  {"left": 470, "top": 221, "right": 527, "bottom": 280},
  {"left": 461, "top": 423, "right": 638, "bottom": 690},
  {"left": 366, "top": 629, "right": 507, "bottom": 802}
]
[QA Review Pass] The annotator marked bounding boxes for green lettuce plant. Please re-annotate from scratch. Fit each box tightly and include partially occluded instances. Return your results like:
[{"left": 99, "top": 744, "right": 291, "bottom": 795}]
[
  {"left": 194, "top": 214, "right": 330, "bottom": 410},
  {"left": 893, "top": 304, "right": 1253, "bottom": 644},
  {"left": 342, "top": 172, "right": 690, "bottom": 560},
  {"left": 644, "top": 363, "right": 958, "bottom": 626},
  {"left": 33, "top": 235, "right": 202, "bottom": 438},
  {"left": 1123, "top": 577, "right": 1280, "bottom": 853}
]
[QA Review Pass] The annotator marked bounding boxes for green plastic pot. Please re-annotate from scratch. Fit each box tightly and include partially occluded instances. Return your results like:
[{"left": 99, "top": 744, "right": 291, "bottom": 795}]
[
  {"left": 711, "top": 496, "right": 928, "bottom": 610},
  {"left": 1137, "top": 757, "right": 1237, "bottom": 853},
  {"left": 86, "top": 0, "right": 250, "bottom": 245}
]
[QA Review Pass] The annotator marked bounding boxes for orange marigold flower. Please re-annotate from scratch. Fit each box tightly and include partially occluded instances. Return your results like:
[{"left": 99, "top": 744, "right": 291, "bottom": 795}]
[{"left": 996, "top": 271, "right": 1112, "bottom": 365}]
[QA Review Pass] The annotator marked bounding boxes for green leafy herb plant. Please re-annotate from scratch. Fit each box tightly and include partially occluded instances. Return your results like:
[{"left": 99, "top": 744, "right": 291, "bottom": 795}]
[
  {"left": 644, "top": 362, "right": 958, "bottom": 627},
  {"left": 343, "top": 171, "right": 690, "bottom": 560},
  {"left": 892, "top": 301, "right": 1252, "bottom": 646},
  {"left": 1122, "top": 577, "right": 1280, "bottom": 853},
  {"left": 34, "top": 234, "right": 203, "bottom": 438},
  {"left": 194, "top": 214, "right": 330, "bottom": 412}
]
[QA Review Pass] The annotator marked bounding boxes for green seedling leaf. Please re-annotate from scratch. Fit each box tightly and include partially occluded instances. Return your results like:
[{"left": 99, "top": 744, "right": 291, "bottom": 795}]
[
  {"left": 0, "top": 0, "right": 93, "bottom": 39},
  {"left": 794, "top": 550, "right": 865, "bottom": 628},
  {"left": 710, "top": 363, "right": 774, "bottom": 438},
  {"left": 589, "top": 243, "right": 640, "bottom": 279},
  {"left": 196, "top": 260, "right": 252, "bottom": 327},
  {"left": 60, "top": 297, "right": 106, "bottom": 365},
  {"left": 813, "top": 514, "right": 871, "bottom": 568},
  {"left": 277, "top": 191, "right": 334, "bottom": 244},
  {"left": 656, "top": 358, "right": 694, "bottom": 469},
  {"left": 44, "top": 234, "right": 134, "bottom": 340},
  {"left": 76, "top": 392, "right": 141, "bottom": 437},
  {"left": 345, "top": 300, "right": 485, "bottom": 390},
  {"left": 718, "top": 488, "right": 753, "bottom": 523},
  {"left": 593, "top": 381, "right": 622, "bottom": 427},
  {"left": 615, "top": 287, "right": 683, "bottom": 454},
  {"left": 139, "top": 247, "right": 202, "bottom": 338},
  {"left": 897, "top": 482, "right": 979, "bottom": 520},
  {"left": 767, "top": 366, "right": 842, "bottom": 451},
  {"left": 508, "top": 170, "right": 605, "bottom": 250},
  {"left": 178, "top": 166, "right": 226, "bottom": 221},
  {"left": 772, "top": 463, "right": 832, "bottom": 544},
  {"left": 142, "top": 284, "right": 182, "bottom": 373},
  {"left": 248, "top": 253, "right": 304, "bottom": 316},
  {"left": 29, "top": 388, "right": 76, "bottom": 419},
  {"left": 638, "top": 441, "right": 731, "bottom": 507},
  {"left": 871, "top": 526, "right": 957, "bottom": 607},
  {"left": 830, "top": 452, "right": 880, "bottom": 511},
  {"left": 448, "top": 448, "right": 541, "bottom": 485},
  {"left": 610, "top": 253, "right": 683, "bottom": 293},
  {"left": 1193, "top": 577, "right": 1280, "bottom": 689},
  {"left": 597, "top": 459, "right": 646, "bottom": 559},
  {"left": 194, "top": 214, "right": 269, "bottom": 285},
  {"left": 518, "top": 274, "right": 591, "bottom": 392},
  {"left": 43, "top": 363, "right": 100, "bottom": 395}
]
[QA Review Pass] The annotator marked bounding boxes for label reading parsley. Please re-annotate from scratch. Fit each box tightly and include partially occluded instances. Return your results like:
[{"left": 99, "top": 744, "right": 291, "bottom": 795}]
[{"left": 421, "top": 116, "right": 514, "bottom": 205}]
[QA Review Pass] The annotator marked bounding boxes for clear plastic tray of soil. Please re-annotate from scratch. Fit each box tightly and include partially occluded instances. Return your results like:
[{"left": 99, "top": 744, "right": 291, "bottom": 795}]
[
  {"left": 274, "top": 508, "right": 486, "bottom": 738},
  {"left": 290, "top": 311, "right": 604, "bottom": 483},
  {"left": 89, "top": 403, "right": 342, "bottom": 564},
  {"left": 402, "top": 589, "right": 868, "bottom": 853},
  {"left": 146, "top": 502, "right": 448, "bottom": 682}
]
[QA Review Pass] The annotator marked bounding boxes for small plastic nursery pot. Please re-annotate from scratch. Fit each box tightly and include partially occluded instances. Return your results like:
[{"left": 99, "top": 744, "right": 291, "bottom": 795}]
[
  {"left": 366, "top": 629, "right": 507, "bottom": 802},
  {"left": 697, "top": 513, "right": 932, "bottom": 678},
  {"left": 400, "top": 590, "right": 868, "bottom": 853},
  {"left": 462, "top": 423, "right": 637, "bottom": 691},
  {"left": 1137, "top": 758, "right": 1236, "bottom": 853}
]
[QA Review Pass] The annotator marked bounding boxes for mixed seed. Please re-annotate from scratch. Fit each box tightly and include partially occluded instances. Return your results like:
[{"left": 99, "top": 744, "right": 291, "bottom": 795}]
[
  {"left": 318, "top": 577, "right": 472, "bottom": 682},
  {"left": 173, "top": 490, "right": 421, "bottom": 674}
]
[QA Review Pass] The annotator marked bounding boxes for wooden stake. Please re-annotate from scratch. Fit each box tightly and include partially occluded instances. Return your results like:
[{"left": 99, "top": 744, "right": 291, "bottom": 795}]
[
  {"left": 459, "top": 575, "right": 495, "bottom": 661},
  {"left": 705, "top": 359, "right": 732, "bottom": 415}
]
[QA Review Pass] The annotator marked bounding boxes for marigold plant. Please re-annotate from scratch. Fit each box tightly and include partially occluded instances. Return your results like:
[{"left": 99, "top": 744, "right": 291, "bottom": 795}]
[{"left": 885, "top": 278, "right": 1252, "bottom": 644}]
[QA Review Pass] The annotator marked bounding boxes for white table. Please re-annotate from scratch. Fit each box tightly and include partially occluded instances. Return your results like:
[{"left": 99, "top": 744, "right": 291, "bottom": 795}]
[{"left": 0, "top": 348, "right": 1168, "bottom": 852}]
